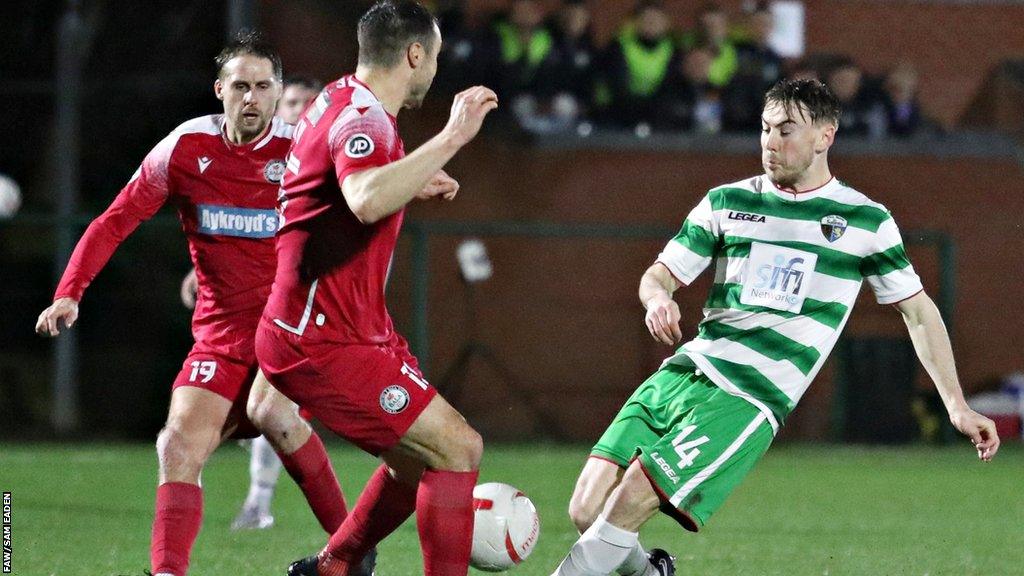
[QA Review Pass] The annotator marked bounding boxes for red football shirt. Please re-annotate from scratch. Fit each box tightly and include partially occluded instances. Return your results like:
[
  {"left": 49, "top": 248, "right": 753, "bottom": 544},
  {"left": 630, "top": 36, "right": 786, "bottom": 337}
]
[
  {"left": 55, "top": 115, "right": 292, "bottom": 357},
  {"left": 262, "top": 75, "right": 406, "bottom": 344}
]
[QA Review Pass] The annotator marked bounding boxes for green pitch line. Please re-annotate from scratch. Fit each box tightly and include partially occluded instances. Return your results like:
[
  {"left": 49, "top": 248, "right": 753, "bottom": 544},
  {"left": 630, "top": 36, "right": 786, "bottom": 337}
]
[{"left": 0, "top": 443, "right": 1020, "bottom": 575}]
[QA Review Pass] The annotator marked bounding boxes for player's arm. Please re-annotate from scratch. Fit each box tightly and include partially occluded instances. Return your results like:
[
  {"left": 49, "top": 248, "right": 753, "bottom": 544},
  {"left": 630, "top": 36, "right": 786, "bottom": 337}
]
[
  {"left": 641, "top": 193, "right": 719, "bottom": 346},
  {"left": 341, "top": 86, "right": 497, "bottom": 224},
  {"left": 640, "top": 263, "right": 683, "bottom": 346},
  {"left": 894, "top": 291, "right": 999, "bottom": 461},
  {"left": 36, "top": 137, "right": 175, "bottom": 336}
]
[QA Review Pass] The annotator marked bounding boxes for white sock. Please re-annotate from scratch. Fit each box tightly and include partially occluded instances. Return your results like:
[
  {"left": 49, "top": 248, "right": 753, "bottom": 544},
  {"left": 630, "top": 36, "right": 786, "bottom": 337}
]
[
  {"left": 245, "top": 435, "right": 282, "bottom": 513},
  {"left": 552, "top": 515, "right": 639, "bottom": 576},
  {"left": 617, "top": 542, "right": 655, "bottom": 576}
]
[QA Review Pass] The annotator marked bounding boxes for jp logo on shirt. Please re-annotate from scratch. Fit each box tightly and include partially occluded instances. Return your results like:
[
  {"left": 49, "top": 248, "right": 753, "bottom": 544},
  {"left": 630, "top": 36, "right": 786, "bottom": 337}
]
[
  {"left": 740, "top": 242, "right": 818, "bottom": 313},
  {"left": 263, "top": 159, "right": 286, "bottom": 183},
  {"left": 345, "top": 134, "right": 375, "bottom": 159},
  {"left": 820, "top": 214, "right": 848, "bottom": 243},
  {"left": 380, "top": 385, "right": 410, "bottom": 414}
]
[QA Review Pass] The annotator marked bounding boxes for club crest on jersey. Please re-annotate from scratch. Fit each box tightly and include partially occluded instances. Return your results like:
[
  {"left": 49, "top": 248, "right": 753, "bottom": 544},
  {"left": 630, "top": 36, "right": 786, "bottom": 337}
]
[
  {"left": 820, "top": 215, "right": 848, "bottom": 242},
  {"left": 263, "top": 159, "right": 286, "bottom": 183},
  {"left": 345, "top": 134, "right": 374, "bottom": 159},
  {"left": 380, "top": 385, "right": 410, "bottom": 414}
]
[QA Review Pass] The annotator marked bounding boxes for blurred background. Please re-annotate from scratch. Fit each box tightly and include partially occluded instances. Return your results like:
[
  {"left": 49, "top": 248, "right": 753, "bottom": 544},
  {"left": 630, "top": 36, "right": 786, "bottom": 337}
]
[{"left": 2, "top": 0, "right": 1024, "bottom": 447}]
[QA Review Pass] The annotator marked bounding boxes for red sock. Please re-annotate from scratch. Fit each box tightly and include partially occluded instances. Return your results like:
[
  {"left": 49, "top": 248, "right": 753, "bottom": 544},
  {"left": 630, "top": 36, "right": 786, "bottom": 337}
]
[
  {"left": 417, "top": 470, "right": 479, "bottom": 576},
  {"left": 278, "top": 433, "right": 348, "bottom": 533},
  {"left": 151, "top": 482, "right": 203, "bottom": 576},
  {"left": 323, "top": 464, "right": 417, "bottom": 566}
]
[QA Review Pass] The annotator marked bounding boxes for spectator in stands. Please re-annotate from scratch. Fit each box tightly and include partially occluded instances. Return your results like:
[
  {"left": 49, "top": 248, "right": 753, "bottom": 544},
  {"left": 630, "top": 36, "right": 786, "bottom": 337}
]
[
  {"left": 723, "top": 2, "right": 783, "bottom": 131},
  {"left": 883, "top": 62, "right": 926, "bottom": 137},
  {"left": 604, "top": 0, "right": 680, "bottom": 128},
  {"left": 479, "top": 0, "right": 559, "bottom": 100},
  {"left": 548, "top": 0, "right": 599, "bottom": 118},
  {"left": 735, "top": 2, "right": 782, "bottom": 89},
  {"left": 656, "top": 45, "right": 722, "bottom": 133},
  {"left": 826, "top": 57, "right": 887, "bottom": 138},
  {"left": 681, "top": 2, "right": 739, "bottom": 89},
  {"left": 431, "top": 0, "right": 480, "bottom": 92}
]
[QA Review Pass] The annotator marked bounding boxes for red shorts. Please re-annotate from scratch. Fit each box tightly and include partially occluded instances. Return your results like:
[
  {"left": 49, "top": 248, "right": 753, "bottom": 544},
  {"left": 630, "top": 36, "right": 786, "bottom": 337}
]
[
  {"left": 255, "top": 323, "right": 437, "bottom": 455},
  {"left": 171, "top": 343, "right": 260, "bottom": 439}
]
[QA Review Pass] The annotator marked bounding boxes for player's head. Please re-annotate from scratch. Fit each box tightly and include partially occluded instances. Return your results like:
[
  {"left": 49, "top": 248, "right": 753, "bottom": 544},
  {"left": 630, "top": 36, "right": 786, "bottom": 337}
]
[
  {"left": 357, "top": 1, "right": 441, "bottom": 109},
  {"left": 214, "top": 30, "right": 284, "bottom": 141},
  {"left": 278, "top": 76, "right": 322, "bottom": 124},
  {"left": 761, "top": 79, "right": 840, "bottom": 187}
]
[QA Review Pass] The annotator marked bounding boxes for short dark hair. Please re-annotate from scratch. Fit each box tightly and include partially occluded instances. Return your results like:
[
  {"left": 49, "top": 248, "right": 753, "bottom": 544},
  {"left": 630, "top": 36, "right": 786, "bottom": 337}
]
[
  {"left": 215, "top": 30, "right": 283, "bottom": 80},
  {"left": 284, "top": 76, "right": 322, "bottom": 92},
  {"left": 764, "top": 79, "right": 841, "bottom": 125},
  {"left": 357, "top": 0, "right": 439, "bottom": 68}
]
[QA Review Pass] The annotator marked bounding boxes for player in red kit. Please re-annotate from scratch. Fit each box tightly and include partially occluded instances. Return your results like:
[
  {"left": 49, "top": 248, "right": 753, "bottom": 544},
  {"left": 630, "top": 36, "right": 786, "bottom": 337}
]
[
  {"left": 35, "top": 33, "right": 360, "bottom": 576},
  {"left": 254, "top": 2, "right": 498, "bottom": 575}
]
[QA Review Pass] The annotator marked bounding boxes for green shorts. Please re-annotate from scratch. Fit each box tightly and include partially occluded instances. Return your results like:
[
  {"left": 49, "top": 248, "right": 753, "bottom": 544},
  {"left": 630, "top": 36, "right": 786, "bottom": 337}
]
[{"left": 591, "top": 362, "right": 773, "bottom": 531}]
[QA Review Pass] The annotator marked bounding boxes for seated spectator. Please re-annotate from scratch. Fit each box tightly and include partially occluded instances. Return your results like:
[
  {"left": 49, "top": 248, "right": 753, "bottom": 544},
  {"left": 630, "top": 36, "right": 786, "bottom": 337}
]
[
  {"left": 883, "top": 62, "right": 927, "bottom": 137},
  {"left": 603, "top": 0, "right": 681, "bottom": 128},
  {"left": 431, "top": 0, "right": 480, "bottom": 91},
  {"left": 722, "top": 2, "right": 783, "bottom": 131},
  {"left": 826, "top": 57, "right": 887, "bottom": 138},
  {"left": 734, "top": 2, "right": 783, "bottom": 88},
  {"left": 656, "top": 45, "right": 723, "bottom": 133},
  {"left": 478, "top": 0, "right": 559, "bottom": 101},
  {"left": 681, "top": 2, "right": 739, "bottom": 89},
  {"left": 549, "top": 0, "right": 599, "bottom": 114}
]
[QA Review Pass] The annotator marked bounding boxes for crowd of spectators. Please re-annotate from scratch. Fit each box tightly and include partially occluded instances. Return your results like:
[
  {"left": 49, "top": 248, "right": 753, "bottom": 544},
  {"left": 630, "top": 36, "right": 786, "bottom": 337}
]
[{"left": 428, "top": 0, "right": 932, "bottom": 138}]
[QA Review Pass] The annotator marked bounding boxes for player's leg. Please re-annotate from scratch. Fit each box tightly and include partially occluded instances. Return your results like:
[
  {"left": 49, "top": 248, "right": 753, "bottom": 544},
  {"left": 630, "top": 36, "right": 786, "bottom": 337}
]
[
  {"left": 568, "top": 458, "right": 625, "bottom": 533},
  {"left": 152, "top": 385, "right": 232, "bottom": 576},
  {"left": 554, "top": 369, "right": 775, "bottom": 576},
  {"left": 232, "top": 434, "right": 281, "bottom": 530},
  {"left": 318, "top": 394, "right": 482, "bottom": 576},
  {"left": 246, "top": 370, "right": 348, "bottom": 534}
]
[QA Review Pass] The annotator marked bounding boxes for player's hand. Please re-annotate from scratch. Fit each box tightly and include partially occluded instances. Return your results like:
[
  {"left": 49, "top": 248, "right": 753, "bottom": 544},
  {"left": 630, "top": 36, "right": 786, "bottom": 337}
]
[
  {"left": 35, "top": 297, "right": 80, "bottom": 337},
  {"left": 180, "top": 268, "right": 199, "bottom": 309},
  {"left": 949, "top": 404, "right": 1000, "bottom": 461},
  {"left": 644, "top": 293, "right": 682, "bottom": 346},
  {"left": 443, "top": 86, "right": 499, "bottom": 149},
  {"left": 416, "top": 170, "right": 460, "bottom": 201}
]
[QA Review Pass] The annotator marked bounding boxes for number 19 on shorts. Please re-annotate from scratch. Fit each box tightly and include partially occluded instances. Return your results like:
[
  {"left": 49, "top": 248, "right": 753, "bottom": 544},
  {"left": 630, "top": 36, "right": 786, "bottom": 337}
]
[{"left": 188, "top": 361, "right": 217, "bottom": 383}]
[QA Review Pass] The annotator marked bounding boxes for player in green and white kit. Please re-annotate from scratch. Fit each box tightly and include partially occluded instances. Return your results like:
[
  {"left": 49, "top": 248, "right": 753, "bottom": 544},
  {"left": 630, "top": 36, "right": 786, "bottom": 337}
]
[{"left": 552, "top": 79, "right": 1001, "bottom": 576}]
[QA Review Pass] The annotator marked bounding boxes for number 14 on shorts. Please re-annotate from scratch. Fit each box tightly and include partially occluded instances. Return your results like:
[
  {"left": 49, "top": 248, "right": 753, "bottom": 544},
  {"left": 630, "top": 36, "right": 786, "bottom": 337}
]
[
  {"left": 189, "top": 360, "right": 217, "bottom": 383},
  {"left": 672, "top": 425, "right": 709, "bottom": 469}
]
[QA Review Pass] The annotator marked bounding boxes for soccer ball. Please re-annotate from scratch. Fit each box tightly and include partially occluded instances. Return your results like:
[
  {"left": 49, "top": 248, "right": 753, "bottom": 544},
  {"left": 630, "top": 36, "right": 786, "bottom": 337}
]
[
  {"left": 0, "top": 173, "right": 21, "bottom": 219},
  {"left": 470, "top": 482, "right": 540, "bottom": 572}
]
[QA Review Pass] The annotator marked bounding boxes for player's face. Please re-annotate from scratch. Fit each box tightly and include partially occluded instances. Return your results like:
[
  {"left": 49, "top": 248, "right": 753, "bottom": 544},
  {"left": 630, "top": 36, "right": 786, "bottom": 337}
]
[
  {"left": 215, "top": 55, "right": 282, "bottom": 142},
  {"left": 277, "top": 85, "right": 318, "bottom": 124},
  {"left": 760, "top": 101, "right": 831, "bottom": 188},
  {"left": 405, "top": 25, "right": 442, "bottom": 110}
]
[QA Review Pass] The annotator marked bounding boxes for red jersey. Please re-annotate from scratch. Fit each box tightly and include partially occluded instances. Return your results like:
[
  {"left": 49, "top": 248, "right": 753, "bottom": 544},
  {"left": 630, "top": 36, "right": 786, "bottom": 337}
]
[
  {"left": 262, "top": 75, "right": 406, "bottom": 344},
  {"left": 55, "top": 114, "right": 292, "bottom": 357}
]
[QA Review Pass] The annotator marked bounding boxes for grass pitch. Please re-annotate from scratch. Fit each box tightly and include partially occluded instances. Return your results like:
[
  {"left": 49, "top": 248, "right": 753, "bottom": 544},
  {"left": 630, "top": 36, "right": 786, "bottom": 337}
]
[{"left": 0, "top": 442, "right": 1020, "bottom": 575}]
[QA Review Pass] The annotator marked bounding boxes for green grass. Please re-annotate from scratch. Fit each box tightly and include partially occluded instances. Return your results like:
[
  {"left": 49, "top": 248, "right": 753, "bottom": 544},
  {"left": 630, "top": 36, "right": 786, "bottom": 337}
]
[{"left": 0, "top": 442, "right": 1020, "bottom": 575}]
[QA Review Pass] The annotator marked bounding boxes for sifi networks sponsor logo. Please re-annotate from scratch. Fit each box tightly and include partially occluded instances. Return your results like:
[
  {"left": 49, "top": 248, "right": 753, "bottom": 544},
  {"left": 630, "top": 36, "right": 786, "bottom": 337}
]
[{"left": 197, "top": 204, "right": 278, "bottom": 238}]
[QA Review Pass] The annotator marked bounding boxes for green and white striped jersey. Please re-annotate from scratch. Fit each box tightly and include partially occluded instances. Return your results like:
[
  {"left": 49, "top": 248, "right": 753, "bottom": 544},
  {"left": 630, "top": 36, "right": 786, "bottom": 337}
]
[{"left": 658, "top": 175, "right": 922, "bottom": 432}]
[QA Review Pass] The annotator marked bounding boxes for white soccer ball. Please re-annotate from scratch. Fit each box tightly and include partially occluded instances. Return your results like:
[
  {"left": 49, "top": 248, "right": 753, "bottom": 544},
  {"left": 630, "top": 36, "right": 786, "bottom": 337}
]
[
  {"left": 0, "top": 173, "right": 21, "bottom": 219},
  {"left": 470, "top": 482, "right": 540, "bottom": 572}
]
